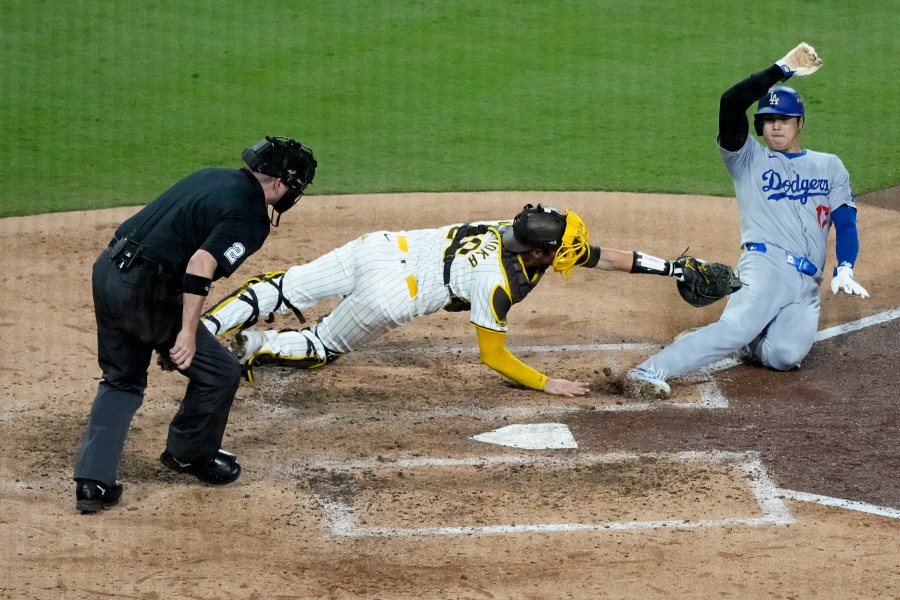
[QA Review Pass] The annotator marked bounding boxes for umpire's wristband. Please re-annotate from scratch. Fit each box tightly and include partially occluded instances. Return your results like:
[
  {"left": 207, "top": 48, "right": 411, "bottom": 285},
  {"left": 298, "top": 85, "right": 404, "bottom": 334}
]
[{"left": 183, "top": 273, "right": 212, "bottom": 296}]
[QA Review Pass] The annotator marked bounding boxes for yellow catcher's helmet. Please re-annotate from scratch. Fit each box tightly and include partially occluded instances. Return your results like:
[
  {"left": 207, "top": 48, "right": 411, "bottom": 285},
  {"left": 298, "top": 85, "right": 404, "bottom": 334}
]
[
  {"left": 552, "top": 209, "right": 588, "bottom": 277},
  {"left": 500, "top": 204, "right": 589, "bottom": 278}
]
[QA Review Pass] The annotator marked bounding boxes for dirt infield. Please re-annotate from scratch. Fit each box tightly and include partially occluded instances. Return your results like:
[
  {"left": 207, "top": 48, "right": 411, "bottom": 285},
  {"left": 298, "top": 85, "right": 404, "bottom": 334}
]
[{"left": 2, "top": 190, "right": 899, "bottom": 599}]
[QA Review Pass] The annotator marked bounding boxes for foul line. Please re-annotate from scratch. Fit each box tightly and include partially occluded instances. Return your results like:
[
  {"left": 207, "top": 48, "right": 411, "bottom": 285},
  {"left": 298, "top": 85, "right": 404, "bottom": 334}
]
[
  {"left": 312, "top": 451, "right": 794, "bottom": 538},
  {"left": 408, "top": 341, "right": 656, "bottom": 356},
  {"left": 295, "top": 387, "right": 725, "bottom": 429},
  {"left": 813, "top": 306, "right": 900, "bottom": 341},
  {"left": 383, "top": 307, "right": 900, "bottom": 360},
  {"left": 777, "top": 489, "right": 900, "bottom": 520},
  {"left": 702, "top": 307, "right": 900, "bottom": 374},
  {"left": 364, "top": 308, "right": 900, "bottom": 383}
]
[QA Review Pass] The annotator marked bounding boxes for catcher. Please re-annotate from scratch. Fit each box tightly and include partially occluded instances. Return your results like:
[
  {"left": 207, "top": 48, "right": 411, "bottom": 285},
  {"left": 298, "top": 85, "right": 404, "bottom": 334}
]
[
  {"left": 199, "top": 203, "right": 738, "bottom": 396},
  {"left": 627, "top": 42, "right": 867, "bottom": 398}
]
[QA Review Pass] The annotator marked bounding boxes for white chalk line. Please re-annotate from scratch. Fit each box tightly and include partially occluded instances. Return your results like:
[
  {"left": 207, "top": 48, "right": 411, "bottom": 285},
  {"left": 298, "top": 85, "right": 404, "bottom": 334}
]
[
  {"left": 338, "top": 307, "right": 899, "bottom": 417},
  {"left": 777, "top": 489, "right": 900, "bottom": 520},
  {"left": 740, "top": 455, "right": 794, "bottom": 524},
  {"left": 814, "top": 306, "right": 900, "bottom": 342},
  {"left": 697, "top": 381, "right": 729, "bottom": 408},
  {"left": 302, "top": 309, "right": 900, "bottom": 535},
  {"left": 310, "top": 451, "right": 794, "bottom": 538},
  {"left": 445, "top": 342, "right": 657, "bottom": 354},
  {"left": 368, "top": 307, "right": 900, "bottom": 375},
  {"left": 322, "top": 510, "right": 788, "bottom": 538},
  {"left": 702, "top": 307, "right": 900, "bottom": 374},
  {"left": 298, "top": 391, "right": 726, "bottom": 429}
]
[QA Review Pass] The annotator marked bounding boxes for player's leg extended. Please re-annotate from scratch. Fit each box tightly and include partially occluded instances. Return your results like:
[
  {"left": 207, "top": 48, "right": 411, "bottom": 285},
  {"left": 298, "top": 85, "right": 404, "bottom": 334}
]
[
  {"left": 202, "top": 271, "right": 288, "bottom": 336},
  {"left": 203, "top": 242, "right": 357, "bottom": 336},
  {"left": 239, "top": 282, "right": 413, "bottom": 378},
  {"left": 753, "top": 280, "right": 820, "bottom": 370},
  {"left": 636, "top": 252, "right": 790, "bottom": 379},
  {"left": 239, "top": 328, "right": 337, "bottom": 376},
  {"left": 279, "top": 240, "right": 358, "bottom": 311},
  {"left": 237, "top": 234, "right": 416, "bottom": 376},
  {"left": 313, "top": 233, "right": 418, "bottom": 352}
]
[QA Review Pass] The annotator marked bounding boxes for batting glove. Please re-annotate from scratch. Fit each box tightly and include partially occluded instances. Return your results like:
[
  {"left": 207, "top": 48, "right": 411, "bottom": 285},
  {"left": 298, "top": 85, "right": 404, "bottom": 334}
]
[
  {"left": 776, "top": 42, "right": 823, "bottom": 79},
  {"left": 831, "top": 263, "right": 869, "bottom": 298}
]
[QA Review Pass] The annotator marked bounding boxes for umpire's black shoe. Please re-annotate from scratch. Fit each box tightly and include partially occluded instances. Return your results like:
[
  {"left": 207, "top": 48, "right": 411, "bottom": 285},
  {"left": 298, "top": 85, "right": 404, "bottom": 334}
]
[
  {"left": 160, "top": 449, "right": 241, "bottom": 485},
  {"left": 75, "top": 478, "right": 123, "bottom": 514}
]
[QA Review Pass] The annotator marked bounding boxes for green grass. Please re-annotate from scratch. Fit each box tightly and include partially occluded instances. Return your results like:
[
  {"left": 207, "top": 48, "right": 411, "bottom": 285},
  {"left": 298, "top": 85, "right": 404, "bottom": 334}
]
[{"left": 1, "top": 0, "right": 897, "bottom": 217}]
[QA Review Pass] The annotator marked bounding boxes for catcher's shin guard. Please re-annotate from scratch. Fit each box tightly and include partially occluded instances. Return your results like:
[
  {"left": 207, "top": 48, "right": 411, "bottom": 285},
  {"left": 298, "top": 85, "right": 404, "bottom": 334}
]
[
  {"left": 240, "top": 328, "right": 340, "bottom": 382},
  {"left": 202, "top": 271, "right": 305, "bottom": 336}
]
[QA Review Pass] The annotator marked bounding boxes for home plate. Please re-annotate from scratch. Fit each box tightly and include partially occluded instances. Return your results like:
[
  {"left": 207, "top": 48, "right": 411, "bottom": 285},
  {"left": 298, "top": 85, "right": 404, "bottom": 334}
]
[{"left": 471, "top": 423, "right": 578, "bottom": 449}]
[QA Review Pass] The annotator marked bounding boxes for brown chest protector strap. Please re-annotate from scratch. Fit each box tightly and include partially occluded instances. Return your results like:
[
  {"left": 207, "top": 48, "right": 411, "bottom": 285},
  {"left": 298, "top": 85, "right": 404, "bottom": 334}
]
[{"left": 442, "top": 225, "right": 490, "bottom": 310}]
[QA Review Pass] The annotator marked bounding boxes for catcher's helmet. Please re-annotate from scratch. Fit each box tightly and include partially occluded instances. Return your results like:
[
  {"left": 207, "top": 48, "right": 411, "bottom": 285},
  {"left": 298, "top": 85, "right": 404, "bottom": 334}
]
[
  {"left": 753, "top": 86, "right": 805, "bottom": 136},
  {"left": 501, "top": 204, "right": 589, "bottom": 277},
  {"left": 243, "top": 136, "right": 317, "bottom": 223}
]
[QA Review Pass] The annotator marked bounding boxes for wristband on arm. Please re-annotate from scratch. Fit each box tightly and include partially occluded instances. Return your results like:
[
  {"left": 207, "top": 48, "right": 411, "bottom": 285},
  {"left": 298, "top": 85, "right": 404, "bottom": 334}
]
[
  {"left": 631, "top": 252, "right": 676, "bottom": 276},
  {"left": 183, "top": 273, "right": 212, "bottom": 296}
]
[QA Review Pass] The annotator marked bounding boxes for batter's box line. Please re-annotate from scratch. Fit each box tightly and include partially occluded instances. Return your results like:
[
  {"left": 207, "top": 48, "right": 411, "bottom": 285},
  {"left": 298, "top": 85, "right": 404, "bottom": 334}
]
[
  {"left": 361, "top": 307, "right": 900, "bottom": 376},
  {"left": 776, "top": 489, "right": 900, "bottom": 520},
  {"left": 353, "top": 339, "right": 731, "bottom": 410},
  {"left": 293, "top": 378, "right": 727, "bottom": 432},
  {"left": 313, "top": 450, "right": 794, "bottom": 538},
  {"left": 293, "top": 380, "right": 727, "bottom": 430}
]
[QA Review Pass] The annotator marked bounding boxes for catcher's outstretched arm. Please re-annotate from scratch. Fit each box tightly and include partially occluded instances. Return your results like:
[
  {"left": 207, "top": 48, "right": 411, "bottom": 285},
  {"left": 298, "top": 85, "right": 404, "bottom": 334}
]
[
  {"left": 589, "top": 247, "right": 741, "bottom": 306},
  {"left": 590, "top": 247, "right": 635, "bottom": 271},
  {"left": 473, "top": 326, "right": 589, "bottom": 396},
  {"left": 475, "top": 326, "right": 547, "bottom": 389},
  {"left": 590, "top": 247, "right": 678, "bottom": 276}
]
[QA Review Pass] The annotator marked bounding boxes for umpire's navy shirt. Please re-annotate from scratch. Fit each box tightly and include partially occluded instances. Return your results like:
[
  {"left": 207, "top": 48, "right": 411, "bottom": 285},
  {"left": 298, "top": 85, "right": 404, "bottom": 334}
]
[{"left": 115, "top": 168, "right": 269, "bottom": 280}]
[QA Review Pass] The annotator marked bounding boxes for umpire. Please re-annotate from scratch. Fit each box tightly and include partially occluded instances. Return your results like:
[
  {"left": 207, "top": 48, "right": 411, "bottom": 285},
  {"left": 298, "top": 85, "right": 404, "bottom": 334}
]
[{"left": 73, "top": 136, "right": 316, "bottom": 514}]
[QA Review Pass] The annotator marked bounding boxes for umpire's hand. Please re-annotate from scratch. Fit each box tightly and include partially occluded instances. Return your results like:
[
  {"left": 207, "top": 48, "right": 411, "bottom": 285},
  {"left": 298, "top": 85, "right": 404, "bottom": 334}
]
[{"left": 170, "top": 328, "right": 197, "bottom": 370}]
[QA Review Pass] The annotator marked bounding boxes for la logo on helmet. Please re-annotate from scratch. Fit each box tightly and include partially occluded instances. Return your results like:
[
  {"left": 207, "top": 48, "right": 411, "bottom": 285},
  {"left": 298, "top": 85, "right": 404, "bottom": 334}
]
[{"left": 768, "top": 91, "right": 780, "bottom": 105}]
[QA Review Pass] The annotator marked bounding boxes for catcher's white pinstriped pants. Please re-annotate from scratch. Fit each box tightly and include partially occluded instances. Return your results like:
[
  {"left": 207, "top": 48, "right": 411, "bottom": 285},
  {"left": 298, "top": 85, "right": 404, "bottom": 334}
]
[
  {"left": 207, "top": 232, "right": 421, "bottom": 357},
  {"left": 282, "top": 232, "right": 419, "bottom": 352}
]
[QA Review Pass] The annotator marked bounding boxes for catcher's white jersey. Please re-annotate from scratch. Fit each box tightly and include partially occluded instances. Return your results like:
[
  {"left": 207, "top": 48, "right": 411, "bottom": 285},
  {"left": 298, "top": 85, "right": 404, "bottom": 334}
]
[
  {"left": 204, "top": 220, "right": 546, "bottom": 355},
  {"left": 400, "top": 222, "right": 536, "bottom": 330}
]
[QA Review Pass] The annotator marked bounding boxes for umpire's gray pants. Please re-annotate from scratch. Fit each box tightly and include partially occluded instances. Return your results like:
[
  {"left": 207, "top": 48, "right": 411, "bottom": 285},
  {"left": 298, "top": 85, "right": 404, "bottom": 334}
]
[{"left": 74, "top": 250, "right": 241, "bottom": 486}]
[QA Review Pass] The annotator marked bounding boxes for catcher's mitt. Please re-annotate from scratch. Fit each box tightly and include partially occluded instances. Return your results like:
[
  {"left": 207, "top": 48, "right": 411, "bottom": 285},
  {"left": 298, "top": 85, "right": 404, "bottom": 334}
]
[{"left": 674, "top": 256, "right": 742, "bottom": 307}]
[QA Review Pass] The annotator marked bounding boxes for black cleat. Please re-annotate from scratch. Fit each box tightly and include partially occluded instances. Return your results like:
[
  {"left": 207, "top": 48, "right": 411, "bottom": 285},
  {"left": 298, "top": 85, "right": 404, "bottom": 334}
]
[
  {"left": 75, "top": 478, "right": 123, "bottom": 514},
  {"left": 160, "top": 449, "right": 241, "bottom": 485}
]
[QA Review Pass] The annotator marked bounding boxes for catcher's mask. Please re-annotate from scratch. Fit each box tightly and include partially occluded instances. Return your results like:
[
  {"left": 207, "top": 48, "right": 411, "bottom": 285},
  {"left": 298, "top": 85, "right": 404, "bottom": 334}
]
[
  {"left": 501, "top": 204, "right": 589, "bottom": 278},
  {"left": 242, "top": 136, "right": 317, "bottom": 226},
  {"left": 753, "top": 86, "right": 805, "bottom": 136}
]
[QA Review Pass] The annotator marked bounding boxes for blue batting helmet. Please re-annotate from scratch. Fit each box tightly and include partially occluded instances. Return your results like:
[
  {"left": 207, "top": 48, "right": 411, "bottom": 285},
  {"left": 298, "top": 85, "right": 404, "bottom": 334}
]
[{"left": 754, "top": 86, "right": 805, "bottom": 135}]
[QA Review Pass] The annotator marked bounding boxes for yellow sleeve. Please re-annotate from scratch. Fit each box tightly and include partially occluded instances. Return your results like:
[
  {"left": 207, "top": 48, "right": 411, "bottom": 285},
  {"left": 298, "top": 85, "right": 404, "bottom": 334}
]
[{"left": 474, "top": 325, "right": 548, "bottom": 390}]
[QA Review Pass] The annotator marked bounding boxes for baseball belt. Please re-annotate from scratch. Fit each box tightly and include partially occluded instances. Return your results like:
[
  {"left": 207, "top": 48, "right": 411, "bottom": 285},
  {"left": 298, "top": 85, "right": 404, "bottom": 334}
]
[{"left": 744, "top": 242, "right": 818, "bottom": 277}]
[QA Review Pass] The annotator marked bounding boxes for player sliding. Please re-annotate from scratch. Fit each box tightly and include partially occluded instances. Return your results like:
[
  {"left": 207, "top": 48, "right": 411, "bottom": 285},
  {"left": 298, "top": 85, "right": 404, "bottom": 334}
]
[
  {"left": 200, "top": 204, "right": 737, "bottom": 396},
  {"left": 627, "top": 42, "right": 869, "bottom": 399}
]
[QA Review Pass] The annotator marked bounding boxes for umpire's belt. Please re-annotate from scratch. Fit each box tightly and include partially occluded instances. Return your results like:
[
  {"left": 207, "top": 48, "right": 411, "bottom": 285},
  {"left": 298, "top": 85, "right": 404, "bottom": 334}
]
[
  {"left": 744, "top": 242, "right": 818, "bottom": 277},
  {"left": 107, "top": 237, "right": 161, "bottom": 272}
]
